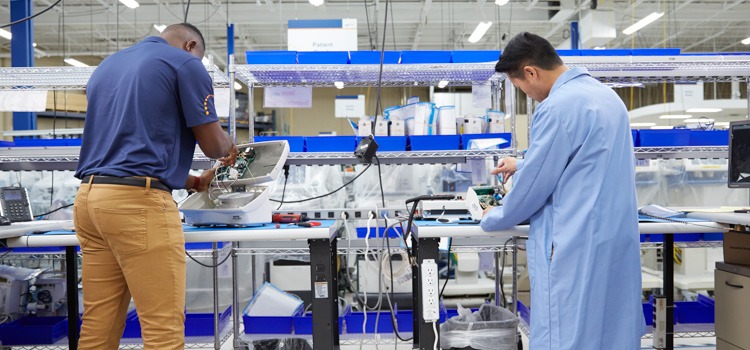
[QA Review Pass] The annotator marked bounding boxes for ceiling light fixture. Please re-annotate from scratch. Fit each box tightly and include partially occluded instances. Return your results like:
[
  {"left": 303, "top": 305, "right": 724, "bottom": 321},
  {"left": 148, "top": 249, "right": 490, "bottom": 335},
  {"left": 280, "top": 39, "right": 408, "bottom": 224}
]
[
  {"left": 0, "top": 29, "right": 11, "bottom": 40},
  {"left": 468, "top": 21, "right": 493, "bottom": 44},
  {"left": 650, "top": 126, "right": 674, "bottom": 130},
  {"left": 495, "top": 0, "right": 510, "bottom": 5},
  {"left": 153, "top": 24, "right": 167, "bottom": 33},
  {"left": 658, "top": 115, "right": 692, "bottom": 119},
  {"left": 334, "top": 81, "right": 345, "bottom": 89},
  {"left": 437, "top": 80, "right": 449, "bottom": 88},
  {"left": 630, "top": 122, "right": 656, "bottom": 127},
  {"left": 119, "top": 0, "right": 140, "bottom": 9},
  {"left": 234, "top": 81, "right": 242, "bottom": 90},
  {"left": 742, "top": 37, "right": 750, "bottom": 45},
  {"left": 64, "top": 58, "right": 89, "bottom": 67},
  {"left": 309, "top": 0, "right": 324, "bottom": 6},
  {"left": 685, "top": 107, "right": 722, "bottom": 113},
  {"left": 685, "top": 118, "right": 715, "bottom": 123},
  {"left": 622, "top": 12, "right": 664, "bottom": 35},
  {"left": 714, "top": 122, "right": 731, "bottom": 127}
]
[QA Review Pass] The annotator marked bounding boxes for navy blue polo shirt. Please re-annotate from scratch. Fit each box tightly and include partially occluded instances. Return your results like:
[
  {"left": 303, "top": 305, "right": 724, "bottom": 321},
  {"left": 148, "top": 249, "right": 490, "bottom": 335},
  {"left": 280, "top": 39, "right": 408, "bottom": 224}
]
[{"left": 75, "top": 36, "right": 218, "bottom": 189}]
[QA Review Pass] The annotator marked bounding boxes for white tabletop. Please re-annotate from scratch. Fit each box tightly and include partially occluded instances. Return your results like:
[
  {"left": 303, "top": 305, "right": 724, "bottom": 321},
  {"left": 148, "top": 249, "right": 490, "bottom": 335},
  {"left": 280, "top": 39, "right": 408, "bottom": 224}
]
[
  {"left": 0, "top": 220, "right": 74, "bottom": 239},
  {"left": 413, "top": 221, "right": 725, "bottom": 239},
  {"left": 686, "top": 212, "right": 750, "bottom": 226}
]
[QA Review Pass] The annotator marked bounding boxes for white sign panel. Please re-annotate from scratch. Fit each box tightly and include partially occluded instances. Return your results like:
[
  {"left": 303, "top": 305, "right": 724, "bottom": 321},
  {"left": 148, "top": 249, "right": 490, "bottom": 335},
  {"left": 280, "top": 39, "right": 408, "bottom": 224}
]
[
  {"left": 288, "top": 19, "right": 358, "bottom": 52},
  {"left": 335, "top": 95, "right": 366, "bottom": 118},
  {"left": 263, "top": 87, "right": 313, "bottom": 108},
  {"left": 472, "top": 85, "right": 492, "bottom": 109},
  {"left": 213, "top": 88, "right": 231, "bottom": 117},
  {"left": 0, "top": 90, "right": 48, "bottom": 112}
]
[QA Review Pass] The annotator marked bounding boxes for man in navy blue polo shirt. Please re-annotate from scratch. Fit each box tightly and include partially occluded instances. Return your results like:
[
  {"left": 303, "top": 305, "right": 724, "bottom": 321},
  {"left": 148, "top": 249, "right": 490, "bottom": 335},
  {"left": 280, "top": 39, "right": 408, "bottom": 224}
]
[{"left": 74, "top": 23, "right": 236, "bottom": 350}]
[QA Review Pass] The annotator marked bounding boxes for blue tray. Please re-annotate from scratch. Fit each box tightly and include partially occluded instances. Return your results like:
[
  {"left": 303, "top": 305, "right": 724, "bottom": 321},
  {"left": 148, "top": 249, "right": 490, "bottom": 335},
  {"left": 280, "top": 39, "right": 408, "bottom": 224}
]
[
  {"left": 0, "top": 316, "right": 68, "bottom": 345},
  {"left": 359, "top": 136, "right": 408, "bottom": 152},
  {"left": 243, "top": 315, "right": 294, "bottom": 334},
  {"left": 461, "top": 133, "right": 511, "bottom": 150},
  {"left": 245, "top": 51, "right": 297, "bottom": 64},
  {"left": 306, "top": 136, "right": 356, "bottom": 152},
  {"left": 400, "top": 51, "right": 452, "bottom": 64},
  {"left": 409, "top": 135, "right": 460, "bottom": 151},
  {"left": 689, "top": 130, "right": 728, "bottom": 146},
  {"left": 292, "top": 312, "right": 344, "bottom": 335},
  {"left": 451, "top": 50, "right": 501, "bottom": 63},
  {"left": 185, "top": 307, "right": 232, "bottom": 337},
  {"left": 344, "top": 312, "right": 396, "bottom": 333},
  {"left": 355, "top": 226, "right": 403, "bottom": 238},
  {"left": 638, "top": 129, "right": 690, "bottom": 146},
  {"left": 350, "top": 51, "right": 400, "bottom": 64},
  {"left": 297, "top": 51, "right": 350, "bottom": 64},
  {"left": 255, "top": 136, "right": 305, "bottom": 152},
  {"left": 675, "top": 295, "right": 714, "bottom": 324}
]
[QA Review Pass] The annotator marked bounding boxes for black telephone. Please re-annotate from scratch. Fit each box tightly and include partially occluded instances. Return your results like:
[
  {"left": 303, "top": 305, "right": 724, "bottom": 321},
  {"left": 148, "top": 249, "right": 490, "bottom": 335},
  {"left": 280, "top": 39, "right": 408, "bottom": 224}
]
[{"left": 0, "top": 187, "right": 33, "bottom": 222}]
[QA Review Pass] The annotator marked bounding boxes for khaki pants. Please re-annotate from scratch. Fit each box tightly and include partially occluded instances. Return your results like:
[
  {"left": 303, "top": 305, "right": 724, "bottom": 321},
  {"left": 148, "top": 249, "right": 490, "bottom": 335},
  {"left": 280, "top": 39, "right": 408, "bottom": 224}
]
[{"left": 74, "top": 179, "right": 186, "bottom": 350}]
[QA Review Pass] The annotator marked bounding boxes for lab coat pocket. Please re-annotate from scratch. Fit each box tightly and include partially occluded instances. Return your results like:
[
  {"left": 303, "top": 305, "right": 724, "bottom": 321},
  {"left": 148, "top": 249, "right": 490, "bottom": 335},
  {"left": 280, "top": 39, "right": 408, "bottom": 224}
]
[{"left": 95, "top": 208, "right": 148, "bottom": 255}]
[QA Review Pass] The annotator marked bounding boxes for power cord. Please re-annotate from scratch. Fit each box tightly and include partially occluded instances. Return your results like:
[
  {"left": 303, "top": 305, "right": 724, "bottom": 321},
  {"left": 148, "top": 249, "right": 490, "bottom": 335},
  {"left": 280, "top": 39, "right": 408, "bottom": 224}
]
[
  {"left": 0, "top": 0, "right": 62, "bottom": 28},
  {"left": 34, "top": 203, "right": 73, "bottom": 219},
  {"left": 269, "top": 164, "right": 372, "bottom": 204},
  {"left": 185, "top": 248, "right": 231, "bottom": 268},
  {"left": 276, "top": 165, "right": 290, "bottom": 210},
  {"left": 374, "top": 155, "right": 386, "bottom": 208}
]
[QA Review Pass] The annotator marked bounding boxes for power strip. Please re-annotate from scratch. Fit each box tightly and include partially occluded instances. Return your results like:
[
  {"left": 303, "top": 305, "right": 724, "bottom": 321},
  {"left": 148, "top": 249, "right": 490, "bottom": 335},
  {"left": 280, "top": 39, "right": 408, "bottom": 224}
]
[
  {"left": 421, "top": 259, "right": 440, "bottom": 322},
  {"left": 273, "top": 208, "right": 405, "bottom": 221}
]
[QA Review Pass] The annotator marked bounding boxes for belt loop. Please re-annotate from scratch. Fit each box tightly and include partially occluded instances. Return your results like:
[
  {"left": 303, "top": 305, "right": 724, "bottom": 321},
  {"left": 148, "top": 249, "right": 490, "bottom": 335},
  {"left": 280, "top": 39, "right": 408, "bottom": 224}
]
[
  {"left": 87, "top": 175, "right": 95, "bottom": 190},
  {"left": 145, "top": 177, "right": 152, "bottom": 194}
]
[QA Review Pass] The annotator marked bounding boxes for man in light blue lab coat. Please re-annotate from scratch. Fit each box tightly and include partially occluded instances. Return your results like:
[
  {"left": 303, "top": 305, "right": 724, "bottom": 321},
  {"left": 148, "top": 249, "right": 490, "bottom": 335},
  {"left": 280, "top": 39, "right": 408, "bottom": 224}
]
[{"left": 481, "top": 32, "right": 645, "bottom": 349}]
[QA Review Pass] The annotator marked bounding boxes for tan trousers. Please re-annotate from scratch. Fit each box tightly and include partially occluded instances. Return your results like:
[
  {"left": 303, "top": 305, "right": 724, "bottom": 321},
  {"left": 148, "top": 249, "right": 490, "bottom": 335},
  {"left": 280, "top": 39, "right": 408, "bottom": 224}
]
[{"left": 74, "top": 179, "right": 186, "bottom": 350}]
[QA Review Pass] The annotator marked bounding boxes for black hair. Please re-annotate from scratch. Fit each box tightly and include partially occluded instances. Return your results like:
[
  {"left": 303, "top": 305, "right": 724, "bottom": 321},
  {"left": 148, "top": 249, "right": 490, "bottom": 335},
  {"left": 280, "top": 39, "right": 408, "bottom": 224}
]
[
  {"left": 495, "top": 32, "right": 563, "bottom": 79},
  {"left": 165, "top": 23, "right": 205, "bottom": 51}
]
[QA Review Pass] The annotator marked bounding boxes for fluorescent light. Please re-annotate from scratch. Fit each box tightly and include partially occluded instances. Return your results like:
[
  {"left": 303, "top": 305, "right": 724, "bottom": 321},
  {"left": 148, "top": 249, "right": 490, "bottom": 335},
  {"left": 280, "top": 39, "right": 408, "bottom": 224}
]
[
  {"left": 0, "top": 29, "right": 11, "bottom": 40},
  {"left": 64, "top": 58, "right": 89, "bottom": 67},
  {"left": 630, "top": 122, "right": 656, "bottom": 127},
  {"left": 334, "top": 81, "right": 344, "bottom": 89},
  {"left": 468, "top": 21, "right": 493, "bottom": 44},
  {"left": 202, "top": 57, "right": 210, "bottom": 65},
  {"left": 309, "top": 0, "right": 324, "bottom": 6},
  {"left": 437, "top": 80, "right": 449, "bottom": 88},
  {"left": 686, "top": 107, "right": 722, "bottom": 113},
  {"left": 715, "top": 122, "right": 731, "bottom": 127},
  {"left": 234, "top": 81, "right": 242, "bottom": 90},
  {"left": 593, "top": 46, "right": 606, "bottom": 50},
  {"left": 685, "top": 118, "right": 715, "bottom": 123},
  {"left": 153, "top": 24, "right": 167, "bottom": 33},
  {"left": 658, "top": 115, "right": 692, "bottom": 119},
  {"left": 119, "top": 0, "right": 139, "bottom": 9},
  {"left": 650, "top": 126, "right": 674, "bottom": 130},
  {"left": 742, "top": 37, "right": 750, "bottom": 45},
  {"left": 495, "top": 0, "right": 509, "bottom": 5},
  {"left": 32, "top": 42, "right": 37, "bottom": 47},
  {"left": 622, "top": 12, "right": 664, "bottom": 35}
]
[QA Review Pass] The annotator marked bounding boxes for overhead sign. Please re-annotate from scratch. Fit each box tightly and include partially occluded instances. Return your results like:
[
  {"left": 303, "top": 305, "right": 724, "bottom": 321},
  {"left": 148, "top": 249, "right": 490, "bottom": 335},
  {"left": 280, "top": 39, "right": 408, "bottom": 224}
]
[
  {"left": 263, "top": 87, "right": 313, "bottom": 108},
  {"left": 335, "top": 95, "right": 366, "bottom": 118},
  {"left": 288, "top": 19, "right": 357, "bottom": 52}
]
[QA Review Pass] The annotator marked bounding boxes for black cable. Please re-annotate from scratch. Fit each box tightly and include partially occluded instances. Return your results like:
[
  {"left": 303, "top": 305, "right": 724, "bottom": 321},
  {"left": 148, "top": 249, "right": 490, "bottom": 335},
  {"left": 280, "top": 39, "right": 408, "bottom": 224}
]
[
  {"left": 362, "top": 0, "right": 375, "bottom": 50},
  {"left": 439, "top": 247, "right": 452, "bottom": 298},
  {"left": 498, "top": 237, "right": 512, "bottom": 308},
  {"left": 276, "top": 166, "right": 290, "bottom": 210},
  {"left": 0, "top": 0, "right": 62, "bottom": 28},
  {"left": 269, "top": 164, "right": 372, "bottom": 204},
  {"left": 381, "top": 217, "right": 413, "bottom": 342},
  {"left": 374, "top": 156, "right": 385, "bottom": 208},
  {"left": 34, "top": 203, "right": 73, "bottom": 219},
  {"left": 183, "top": 0, "right": 192, "bottom": 23},
  {"left": 371, "top": 0, "right": 390, "bottom": 134},
  {"left": 185, "top": 249, "right": 231, "bottom": 268}
]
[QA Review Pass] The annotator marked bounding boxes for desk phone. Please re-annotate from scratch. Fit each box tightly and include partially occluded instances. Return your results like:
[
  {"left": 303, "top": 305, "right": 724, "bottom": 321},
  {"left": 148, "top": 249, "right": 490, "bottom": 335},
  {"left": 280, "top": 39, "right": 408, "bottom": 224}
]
[{"left": 0, "top": 187, "right": 33, "bottom": 222}]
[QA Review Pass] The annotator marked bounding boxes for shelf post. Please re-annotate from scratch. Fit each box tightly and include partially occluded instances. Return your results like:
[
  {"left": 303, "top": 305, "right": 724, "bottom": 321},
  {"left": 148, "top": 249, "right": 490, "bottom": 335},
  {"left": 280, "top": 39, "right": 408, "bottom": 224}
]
[{"left": 10, "top": 0, "right": 36, "bottom": 131}]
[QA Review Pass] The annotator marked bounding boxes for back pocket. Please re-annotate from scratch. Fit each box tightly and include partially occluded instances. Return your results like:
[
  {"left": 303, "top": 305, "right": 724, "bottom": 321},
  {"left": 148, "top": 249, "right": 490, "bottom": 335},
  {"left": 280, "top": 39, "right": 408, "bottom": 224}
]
[{"left": 95, "top": 208, "right": 148, "bottom": 255}]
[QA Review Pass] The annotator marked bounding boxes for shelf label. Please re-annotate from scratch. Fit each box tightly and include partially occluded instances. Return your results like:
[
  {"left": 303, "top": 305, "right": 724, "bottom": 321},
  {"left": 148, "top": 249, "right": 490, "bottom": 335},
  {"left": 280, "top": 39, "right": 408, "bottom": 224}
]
[
  {"left": 263, "top": 86, "right": 313, "bottom": 108},
  {"left": 0, "top": 90, "right": 48, "bottom": 112},
  {"left": 288, "top": 19, "right": 358, "bottom": 52},
  {"left": 213, "top": 88, "right": 231, "bottom": 117},
  {"left": 335, "top": 95, "right": 365, "bottom": 118},
  {"left": 472, "top": 85, "right": 492, "bottom": 109}
]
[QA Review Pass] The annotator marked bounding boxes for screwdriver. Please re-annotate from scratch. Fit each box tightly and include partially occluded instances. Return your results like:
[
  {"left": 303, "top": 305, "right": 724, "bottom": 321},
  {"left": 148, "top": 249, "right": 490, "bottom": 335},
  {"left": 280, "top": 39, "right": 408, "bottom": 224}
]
[{"left": 272, "top": 213, "right": 309, "bottom": 223}]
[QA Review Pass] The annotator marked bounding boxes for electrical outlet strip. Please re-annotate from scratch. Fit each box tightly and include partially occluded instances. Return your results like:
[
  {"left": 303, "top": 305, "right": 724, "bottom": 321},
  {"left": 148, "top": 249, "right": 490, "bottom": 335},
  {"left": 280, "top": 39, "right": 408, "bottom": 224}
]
[
  {"left": 421, "top": 259, "right": 440, "bottom": 322},
  {"left": 273, "top": 208, "right": 405, "bottom": 221}
]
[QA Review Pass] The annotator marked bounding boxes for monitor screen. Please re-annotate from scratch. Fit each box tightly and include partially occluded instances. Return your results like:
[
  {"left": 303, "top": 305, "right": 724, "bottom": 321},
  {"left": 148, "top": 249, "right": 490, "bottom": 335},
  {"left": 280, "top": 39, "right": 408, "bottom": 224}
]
[
  {"left": 2, "top": 189, "right": 22, "bottom": 201},
  {"left": 729, "top": 121, "right": 750, "bottom": 188}
]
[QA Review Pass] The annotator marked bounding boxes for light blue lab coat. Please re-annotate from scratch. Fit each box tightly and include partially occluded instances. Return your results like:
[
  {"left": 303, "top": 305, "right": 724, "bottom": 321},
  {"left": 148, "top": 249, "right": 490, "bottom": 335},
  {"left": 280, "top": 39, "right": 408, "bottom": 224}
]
[{"left": 481, "top": 67, "right": 645, "bottom": 349}]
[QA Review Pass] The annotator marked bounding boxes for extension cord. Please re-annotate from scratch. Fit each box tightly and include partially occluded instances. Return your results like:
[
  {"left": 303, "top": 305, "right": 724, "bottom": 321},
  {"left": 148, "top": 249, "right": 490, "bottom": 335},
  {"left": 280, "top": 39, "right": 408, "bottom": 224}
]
[{"left": 421, "top": 259, "right": 440, "bottom": 322}]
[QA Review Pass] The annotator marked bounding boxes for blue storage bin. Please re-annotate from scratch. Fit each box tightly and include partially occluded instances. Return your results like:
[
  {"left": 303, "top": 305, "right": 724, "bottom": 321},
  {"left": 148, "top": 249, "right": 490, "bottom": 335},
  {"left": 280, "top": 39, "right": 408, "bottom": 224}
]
[
  {"left": 701, "top": 232, "right": 724, "bottom": 241},
  {"left": 580, "top": 49, "right": 631, "bottom": 56},
  {"left": 297, "top": 51, "right": 350, "bottom": 64},
  {"left": 461, "top": 133, "right": 512, "bottom": 150},
  {"left": 255, "top": 136, "right": 306, "bottom": 152},
  {"left": 0, "top": 316, "right": 67, "bottom": 345},
  {"left": 689, "top": 130, "right": 728, "bottom": 146},
  {"left": 639, "top": 233, "right": 648, "bottom": 243},
  {"left": 245, "top": 51, "right": 297, "bottom": 64},
  {"left": 400, "top": 51, "right": 452, "bottom": 64},
  {"left": 344, "top": 312, "right": 396, "bottom": 333},
  {"left": 357, "top": 136, "right": 407, "bottom": 152},
  {"left": 517, "top": 301, "right": 530, "bottom": 325},
  {"left": 647, "top": 234, "right": 664, "bottom": 243},
  {"left": 13, "top": 138, "right": 82, "bottom": 147},
  {"left": 185, "top": 307, "right": 232, "bottom": 337},
  {"left": 121, "top": 310, "right": 141, "bottom": 338},
  {"left": 675, "top": 233, "right": 701, "bottom": 242},
  {"left": 243, "top": 315, "right": 294, "bottom": 334},
  {"left": 305, "top": 136, "right": 356, "bottom": 152},
  {"left": 0, "top": 246, "right": 66, "bottom": 253},
  {"left": 0, "top": 141, "right": 13, "bottom": 147},
  {"left": 638, "top": 129, "right": 691, "bottom": 147},
  {"left": 631, "top": 130, "right": 639, "bottom": 147},
  {"left": 292, "top": 312, "right": 344, "bottom": 335},
  {"left": 395, "top": 310, "right": 413, "bottom": 332},
  {"left": 185, "top": 242, "right": 227, "bottom": 250},
  {"left": 451, "top": 50, "right": 501, "bottom": 63},
  {"left": 643, "top": 302, "right": 654, "bottom": 326},
  {"left": 355, "top": 226, "right": 403, "bottom": 238},
  {"left": 556, "top": 50, "right": 581, "bottom": 56},
  {"left": 632, "top": 48, "right": 681, "bottom": 56},
  {"left": 409, "top": 135, "right": 460, "bottom": 151},
  {"left": 675, "top": 296, "right": 714, "bottom": 324},
  {"left": 350, "top": 51, "right": 400, "bottom": 64}
]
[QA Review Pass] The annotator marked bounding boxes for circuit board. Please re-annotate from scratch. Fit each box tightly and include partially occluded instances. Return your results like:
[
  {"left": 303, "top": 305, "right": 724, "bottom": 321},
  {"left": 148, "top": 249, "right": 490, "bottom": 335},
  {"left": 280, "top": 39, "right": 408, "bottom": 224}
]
[
  {"left": 215, "top": 147, "right": 256, "bottom": 182},
  {"left": 471, "top": 186, "right": 504, "bottom": 209}
]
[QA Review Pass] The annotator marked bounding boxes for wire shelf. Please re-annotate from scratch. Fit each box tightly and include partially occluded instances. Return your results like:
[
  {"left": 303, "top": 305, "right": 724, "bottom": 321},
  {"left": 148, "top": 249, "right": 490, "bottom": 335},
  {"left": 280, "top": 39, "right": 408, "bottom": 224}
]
[
  {"left": 639, "top": 241, "right": 724, "bottom": 249},
  {"left": 634, "top": 146, "right": 728, "bottom": 160},
  {"left": 286, "top": 149, "right": 515, "bottom": 166}
]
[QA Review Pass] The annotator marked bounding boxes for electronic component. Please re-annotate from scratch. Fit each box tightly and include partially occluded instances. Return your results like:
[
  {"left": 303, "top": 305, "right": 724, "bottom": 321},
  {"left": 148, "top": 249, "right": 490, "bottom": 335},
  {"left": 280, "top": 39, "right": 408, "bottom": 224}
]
[
  {"left": 216, "top": 147, "right": 256, "bottom": 182},
  {"left": 421, "top": 259, "right": 440, "bottom": 322}
]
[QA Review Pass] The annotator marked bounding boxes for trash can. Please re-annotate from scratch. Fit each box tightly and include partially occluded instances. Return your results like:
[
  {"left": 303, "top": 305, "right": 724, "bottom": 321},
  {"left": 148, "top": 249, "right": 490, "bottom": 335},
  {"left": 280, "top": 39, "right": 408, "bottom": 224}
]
[{"left": 440, "top": 304, "right": 519, "bottom": 350}]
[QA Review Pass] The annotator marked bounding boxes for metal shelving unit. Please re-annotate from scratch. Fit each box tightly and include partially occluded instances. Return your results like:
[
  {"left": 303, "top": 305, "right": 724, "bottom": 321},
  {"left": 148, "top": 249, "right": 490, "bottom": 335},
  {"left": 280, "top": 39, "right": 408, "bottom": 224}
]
[{"left": 634, "top": 146, "right": 728, "bottom": 160}]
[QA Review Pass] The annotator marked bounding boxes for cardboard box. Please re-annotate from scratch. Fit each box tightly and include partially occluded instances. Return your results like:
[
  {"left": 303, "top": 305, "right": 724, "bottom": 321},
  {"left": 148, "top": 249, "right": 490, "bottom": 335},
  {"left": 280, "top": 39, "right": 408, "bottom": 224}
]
[{"left": 724, "top": 230, "right": 750, "bottom": 266}]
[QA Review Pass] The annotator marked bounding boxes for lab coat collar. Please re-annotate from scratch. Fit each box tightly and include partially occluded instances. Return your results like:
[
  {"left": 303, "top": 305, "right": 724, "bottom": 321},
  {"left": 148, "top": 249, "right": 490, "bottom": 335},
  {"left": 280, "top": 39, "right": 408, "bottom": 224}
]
[{"left": 550, "top": 67, "right": 591, "bottom": 96}]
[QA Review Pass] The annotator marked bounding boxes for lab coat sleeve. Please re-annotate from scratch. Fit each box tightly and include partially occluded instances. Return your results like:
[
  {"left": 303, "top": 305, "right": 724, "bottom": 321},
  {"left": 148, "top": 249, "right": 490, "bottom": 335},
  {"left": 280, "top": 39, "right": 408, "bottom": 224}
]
[
  {"left": 515, "top": 158, "right": 525, "bottom": 172},
  {"left": 480, "top": 106, "right": 572, "bottom": 231}
]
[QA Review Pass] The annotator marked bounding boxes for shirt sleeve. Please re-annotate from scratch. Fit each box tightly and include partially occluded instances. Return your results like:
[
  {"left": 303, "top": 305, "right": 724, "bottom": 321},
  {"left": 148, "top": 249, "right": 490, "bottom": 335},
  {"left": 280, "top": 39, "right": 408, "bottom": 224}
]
[
  {"left": 176, "top": 58, "right": 219, "bottom": 128},
  {"left": 515, "top": 158, "right": 525, "bottom": 172},
  {"left": 480, "top": 105, "right": 572, "bottom": 231}
]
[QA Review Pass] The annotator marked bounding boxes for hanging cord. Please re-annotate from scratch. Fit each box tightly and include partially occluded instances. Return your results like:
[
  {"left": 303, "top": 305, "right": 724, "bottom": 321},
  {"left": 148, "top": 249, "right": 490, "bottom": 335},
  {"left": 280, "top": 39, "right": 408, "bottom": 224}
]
[
  {"left": 371, "top": 0, "right": 391, "bottom": 134},
  {"left": 184, "top": 0, "right": 193, "bottom": 23},
  {"left": 0, "top": 0, "right": 62, "bottom": 28}
]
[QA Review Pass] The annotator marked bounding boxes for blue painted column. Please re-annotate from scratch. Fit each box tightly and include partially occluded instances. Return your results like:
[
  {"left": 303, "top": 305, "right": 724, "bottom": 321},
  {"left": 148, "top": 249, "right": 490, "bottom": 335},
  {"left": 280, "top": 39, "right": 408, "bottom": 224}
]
[
  {"left": 570, "top": 21, "right": 579, "bottom": 50},
  {"left": 226, "top": 24, "right": 234, "bottom": 68},
  {"left": 10, "top": 0, "right": 36, "bottom": 130}
]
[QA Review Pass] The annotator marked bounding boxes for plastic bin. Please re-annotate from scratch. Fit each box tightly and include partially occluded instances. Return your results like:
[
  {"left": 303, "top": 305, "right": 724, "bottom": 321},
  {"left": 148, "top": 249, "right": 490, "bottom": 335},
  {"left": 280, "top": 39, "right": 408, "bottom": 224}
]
[
  {"left": 556, "top": 50, "right": 581, "bottom": 56},
  {"left": 184, "top": 242, "right": 227, "bottom": 250},
  {"left": 0, "top": 316, "right": 68, "bottom": 345},
  {"left": 246, "top": 51, "right": 297, "bottom": 64},
  {"left": 643, "top": 302, "right": 654, "bottom": 326},
  {"left": 344, "top": 311, "right": 396, "bottom": 333},
  {"left": 451, "top": 51, "right": 501, "bottom": 63},
  {"left": 121, "top": 311, "right": 142, "bottom": 338},
  {"left": 701, "top": 232, "right": 724, "bottom": 241},
  {"left": 292, "top": 312, "right": 344, "bottom": 334},
  {"left": 516, "top": 301, "right": 530, "bottom": 326},
  {"left": 675, "top": 295, "right": 714, "bottom": 324},
  {"left": 185, "top": 307, "right": 232, "bottom": 337},
  {"left": 256, "top": 136, "right": 305, "bottom": 152},
  {"left": 13, "top": 138, "right": 82, "bottom": 147},
  {"left": 638, "top": 129, "right": 691, "bottom": 146},
  {"left": 243, "top": 315, "right": 294, "bottom": 334},
  {"left": 355, "top": 226, "right": 403, "bottom": 238},
  {"left": 689, "top": 130, "right": 728, "bottom": 146},
  {"left": 350, "top": 51, "right": 400, "bottom": 64},
  {"left": 631, "top": 130, "right": 639, "bottom": 147},
  {"left": 462, "top": 133, "right": 511, "bottom": 150},
  {"left": 400, "top": 51, "right": 452, "bottom": 64},
  {"left": 409, "top": 135, "right": 460, "bottom": 151},
  {"left": 579, "top": 49, "right": 631, "bottom": 56},
  {"left": 632, "top": 48, "right": 681, "bottom": 56},
  {"left": 297, "top": 51, "right": 349, "bottom": 64},
  {"left": 357, "top": 136, "right": 407, "bottom": 152},
  {"left": 440, "top": 304, "right": 518, "bottom": 350},
  {"left": 305, "top": 136, "right": 356, "bottom": 152}
]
